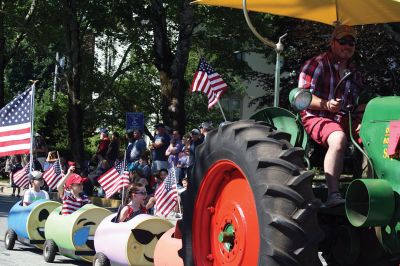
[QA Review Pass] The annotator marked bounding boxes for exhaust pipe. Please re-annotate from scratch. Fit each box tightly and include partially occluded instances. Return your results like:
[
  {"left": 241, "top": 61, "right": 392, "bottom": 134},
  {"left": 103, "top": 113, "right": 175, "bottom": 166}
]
[{"left": 346, "top": 179, "right": 395, "bottom": 227}]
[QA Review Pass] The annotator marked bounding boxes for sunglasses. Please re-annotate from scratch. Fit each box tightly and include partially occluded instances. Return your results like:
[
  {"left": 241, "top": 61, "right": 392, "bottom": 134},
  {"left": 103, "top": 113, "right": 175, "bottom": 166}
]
[
  {"left": 135, "top": 191, "right": 147, "bottom": 195},
  {"left": 131, "top": 229, "right": 165, "bottom": 245},
  {"left": 335, "top": 38, "right": 356, "bottom": 47}
]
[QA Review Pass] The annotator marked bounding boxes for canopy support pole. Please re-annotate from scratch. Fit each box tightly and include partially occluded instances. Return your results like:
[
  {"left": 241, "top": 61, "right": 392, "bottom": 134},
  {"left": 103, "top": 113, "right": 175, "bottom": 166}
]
[{"left": 242, "top": 0, "right": 286, "bottom": 107}]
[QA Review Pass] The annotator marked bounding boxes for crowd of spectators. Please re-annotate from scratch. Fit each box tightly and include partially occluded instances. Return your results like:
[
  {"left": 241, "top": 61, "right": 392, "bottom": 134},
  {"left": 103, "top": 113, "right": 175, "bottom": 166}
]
[{"left": 3, "top": 121, "right": 213, "bottom": 216}]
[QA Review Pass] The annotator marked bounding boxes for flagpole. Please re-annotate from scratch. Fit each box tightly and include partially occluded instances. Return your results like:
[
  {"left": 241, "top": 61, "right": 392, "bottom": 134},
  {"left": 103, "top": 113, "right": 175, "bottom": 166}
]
[
  {"left": 172, "top": 167, "right": 182, "bottom": 216},
  {"left": 51, "top": 151, "right": 63, "bottom": 193},
  {"left": 217, "top": 100, "right": 227, "bottom": 122},
  {"left": 29, "top": 81, "right": 37, "bottom": 178},
  {"left": 121, "top": 150, "right": 127, "bottom": 205}
]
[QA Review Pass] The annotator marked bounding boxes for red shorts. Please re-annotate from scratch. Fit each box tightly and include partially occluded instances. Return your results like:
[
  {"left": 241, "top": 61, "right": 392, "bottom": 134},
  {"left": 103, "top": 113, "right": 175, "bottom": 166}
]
[{"left": 302, "top": 116, "right": 361, "bottom": 147}]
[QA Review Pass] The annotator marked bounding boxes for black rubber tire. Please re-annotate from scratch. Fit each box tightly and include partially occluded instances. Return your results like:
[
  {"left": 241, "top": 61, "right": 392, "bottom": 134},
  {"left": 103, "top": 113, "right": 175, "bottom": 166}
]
[
  {"left": 43, "top": 239, "right": 57, "bottom": 263},
  {"left": 182, "top": 120, "right": 324, "bottom": 266},
  {"left": 93, "top": 252, "right": 110, "bottom": 266},
  {"left": 4, "top": 229, "right": 16, "bottom": 250}
]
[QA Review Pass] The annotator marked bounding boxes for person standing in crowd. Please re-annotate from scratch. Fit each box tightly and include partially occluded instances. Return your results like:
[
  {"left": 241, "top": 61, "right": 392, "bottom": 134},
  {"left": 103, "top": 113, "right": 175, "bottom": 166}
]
[
  {"left": 200, "top": 122, "right": 213, "bottom": 140},
  {"left": 165, "top": 129, "right": 183, "bottom": 171},
  {"left": 130, "top": 129, "right": 147, "bottom": 164},
  {"left": 23, "top": 171, "right": 49, "bottom": 206},
  {"left": 187, "top": 129, "right": 203, "bottom": 179},
  {"left": 43, "top": 151, "right": 58, "bottom": 171},
  {"left": 9, "top": 155, "right": 23, "bottom": 197},
  {"left": 125, "top": 129, "right": 135, "bottom": 165},
  {"left": 33, "top": 133, "right": 48, "bottom": 168},
  {"left": 150, "top": 123, "right": 170, "bottom": 173},
  {"left": 106, "top": 131, "right": 120, "bottom": 166},
  {"left": 92, "top": 128, "right": 110, "bottom": 163}
]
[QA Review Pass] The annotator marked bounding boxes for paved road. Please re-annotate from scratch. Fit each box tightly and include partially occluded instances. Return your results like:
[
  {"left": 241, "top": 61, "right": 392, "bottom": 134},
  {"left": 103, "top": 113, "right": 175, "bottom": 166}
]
[{"left": 0, "top": 193, "right": 89, "bottom": 266}]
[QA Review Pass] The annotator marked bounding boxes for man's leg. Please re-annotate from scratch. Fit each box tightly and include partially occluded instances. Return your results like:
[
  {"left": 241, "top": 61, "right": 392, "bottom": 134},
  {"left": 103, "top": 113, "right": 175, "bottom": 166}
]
[{"left": 325, "top": 131, "right": 347, "bottom": 196}]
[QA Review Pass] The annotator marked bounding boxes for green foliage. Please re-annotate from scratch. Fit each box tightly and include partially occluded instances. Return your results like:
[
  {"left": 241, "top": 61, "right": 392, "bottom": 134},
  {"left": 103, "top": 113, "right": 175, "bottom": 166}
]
[{"left": 34, "top": 89, "right": 69, "bottom": 153}]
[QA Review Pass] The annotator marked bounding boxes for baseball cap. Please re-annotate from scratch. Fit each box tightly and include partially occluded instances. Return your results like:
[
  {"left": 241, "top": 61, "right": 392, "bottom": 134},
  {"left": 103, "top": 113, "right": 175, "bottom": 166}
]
[
  {"left": 191, "top": 128, "right": 201, "bottom": 135},
  {"left": 155, "top": 123, "right": 165, "bottom": 129},
  {"left": 29, "top": 171, "right": 43, "bottom": 181},
  {"left": 65, "top": 173, "right": 88, "bottom": 188},
  {"left": 200, "top": 122, "right": 212, "bottom": 130},
  {"left": 99, "top": 128, "right": 108, "bottom": 134},
  {"left": 331, "top": 25, "right": 356, "bottom": 40}
]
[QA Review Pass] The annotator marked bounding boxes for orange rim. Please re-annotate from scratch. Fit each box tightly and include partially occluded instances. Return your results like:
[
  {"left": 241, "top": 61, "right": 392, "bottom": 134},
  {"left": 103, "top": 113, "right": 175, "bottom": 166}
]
[{"left": 193, "top": 160, "right": 260, "bottom": 265}]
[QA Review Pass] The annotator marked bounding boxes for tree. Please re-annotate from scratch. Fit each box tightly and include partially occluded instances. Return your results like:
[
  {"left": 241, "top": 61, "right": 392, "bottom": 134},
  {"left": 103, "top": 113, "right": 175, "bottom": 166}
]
[{"left": 0, "top": 0, "right": 37, "bottom": 107}]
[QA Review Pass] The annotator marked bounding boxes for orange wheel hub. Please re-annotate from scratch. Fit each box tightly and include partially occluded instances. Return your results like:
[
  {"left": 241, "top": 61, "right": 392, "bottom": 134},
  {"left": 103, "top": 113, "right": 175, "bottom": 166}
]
[{"left": 193, "top": 160, "right": 260, "bottom": 265}]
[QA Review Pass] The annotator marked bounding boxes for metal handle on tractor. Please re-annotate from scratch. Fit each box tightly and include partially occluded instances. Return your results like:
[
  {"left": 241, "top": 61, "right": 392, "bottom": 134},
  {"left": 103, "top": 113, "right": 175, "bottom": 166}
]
[{"left": 242, "top": 0, "right": 287, "bottom": 107}]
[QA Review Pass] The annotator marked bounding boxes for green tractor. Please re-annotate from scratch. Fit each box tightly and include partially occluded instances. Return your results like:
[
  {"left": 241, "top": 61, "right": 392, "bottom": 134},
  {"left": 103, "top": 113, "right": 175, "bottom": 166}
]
[{"left": 181, "top": 1, "right": 400, "bottom": 265}]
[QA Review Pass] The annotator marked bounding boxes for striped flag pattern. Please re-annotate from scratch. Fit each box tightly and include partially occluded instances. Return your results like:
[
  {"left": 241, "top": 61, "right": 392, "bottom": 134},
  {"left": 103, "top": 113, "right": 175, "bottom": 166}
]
[
  {"left": 98, "top": 161, "right": 130, "bottom": 198},
  {"left": 43, "top": 161, "right": 63, "bottom": 189},
  {"left": 155, "top": 167, "right": 178, "bottom": 217},
  {"left": 13, "top": 163, "right": 30, "bottom": 189},
  {"left": 0, "top": 87, "right": 32, "bottom": 157},
  {"left": 190, "top": 58, "right": 228, "bottom": 109}
]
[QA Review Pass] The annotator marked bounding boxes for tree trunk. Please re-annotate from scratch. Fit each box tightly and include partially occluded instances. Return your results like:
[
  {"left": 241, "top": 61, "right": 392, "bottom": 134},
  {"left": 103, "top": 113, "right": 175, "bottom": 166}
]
[
  {"left": 150, "top": 0, "right": 194, "bottom": 134},
  {"left": 62, "top": 0, "right": 84, "bottom": 169}
]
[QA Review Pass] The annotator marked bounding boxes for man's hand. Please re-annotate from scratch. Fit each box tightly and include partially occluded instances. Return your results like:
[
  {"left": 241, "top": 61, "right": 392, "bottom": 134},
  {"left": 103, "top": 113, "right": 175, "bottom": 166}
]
[{"left": 327, "top": 98, "right": 342, "bottom": 113}]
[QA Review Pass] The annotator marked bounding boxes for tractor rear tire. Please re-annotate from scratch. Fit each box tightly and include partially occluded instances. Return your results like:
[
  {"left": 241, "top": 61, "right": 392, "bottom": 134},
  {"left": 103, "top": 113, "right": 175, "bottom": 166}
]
[
  {"left": 43, "top": 239, "right": 57, "bottom": 263},
  {"left": 4, "top": 229, "right": 16, "bottom": 250},
  {"left": 93, "top": 252, "right": 110, "bottom": 266},
  {"left": 182, "top": 120, "right": 324, "bottom": 266}
]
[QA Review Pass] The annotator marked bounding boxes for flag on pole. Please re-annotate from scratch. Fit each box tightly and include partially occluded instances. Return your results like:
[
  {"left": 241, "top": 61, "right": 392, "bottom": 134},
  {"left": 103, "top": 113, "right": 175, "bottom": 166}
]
[
  {"left": 0, "top": 87, "right": 33, "bottom": 157},
  {"left": 155, "top": 167, "right": 178, "bottom": 217},
  {"left": 13, "top": 163, "right": 30, "bottom": 189},
  {"left": 190, "top": 58, "right": 228, "bottom": 109},
  {"left": 97, "top": 161, "right": 130, "bottom": 198},
  {"left": 43, "top": 161, "right": 63, "bottom": 190}
]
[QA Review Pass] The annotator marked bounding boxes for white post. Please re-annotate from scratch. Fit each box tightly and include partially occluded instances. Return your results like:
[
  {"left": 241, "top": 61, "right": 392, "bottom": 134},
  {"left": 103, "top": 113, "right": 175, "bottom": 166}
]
[
  {"left": 217, "top": 100, "right": 228, "bottom": 122},
  {"left": 52, "top": 52, "right": 59, "bottom": 102}
]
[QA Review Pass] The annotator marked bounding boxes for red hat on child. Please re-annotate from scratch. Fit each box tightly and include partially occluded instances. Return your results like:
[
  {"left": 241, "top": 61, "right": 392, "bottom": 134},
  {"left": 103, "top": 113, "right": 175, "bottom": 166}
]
[{"left": 65, "top": 173, "right": 88, "bottom": 188}]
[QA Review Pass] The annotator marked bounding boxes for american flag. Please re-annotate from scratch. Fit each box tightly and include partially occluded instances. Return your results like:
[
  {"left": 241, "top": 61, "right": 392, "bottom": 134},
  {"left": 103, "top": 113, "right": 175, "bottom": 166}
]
[
  {"left": 190, "top": 58, "right": 228, "bottom": 109},
  {"left": 97, "top": 161, "right": 130, "bottom": 198},
  {"left": 43, "top": 161, "right": 63, "bottom": 190},
  {"left": 13, "top": 163, "right": 30, "bottom": 189},
  {"left": 0, "top": 87, "right": 32, "bottom": 157},
  {"left": 155, "top": 167, "right": 178, "bottom": 217}
]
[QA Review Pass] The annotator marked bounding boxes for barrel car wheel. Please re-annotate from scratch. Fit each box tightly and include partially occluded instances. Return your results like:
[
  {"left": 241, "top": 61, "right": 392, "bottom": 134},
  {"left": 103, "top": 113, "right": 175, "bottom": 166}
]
[
  {"left": 93, "top": 252, "right": 110, "bottom": 266},
  {"left": 43, "top": 239, "right": 58, "bottom": 263},
  {"left": 4, "top": 229, "right": 17, "bottom": 250},
  {"left": 182, "top": 120, "right": 324, "bottom": 266}
]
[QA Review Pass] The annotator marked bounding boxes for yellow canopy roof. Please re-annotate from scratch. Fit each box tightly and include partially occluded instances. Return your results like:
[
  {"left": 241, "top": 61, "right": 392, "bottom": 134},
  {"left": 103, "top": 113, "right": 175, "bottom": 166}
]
[{"left": 194, "top": 0, "right": 400, "bottom": 26}]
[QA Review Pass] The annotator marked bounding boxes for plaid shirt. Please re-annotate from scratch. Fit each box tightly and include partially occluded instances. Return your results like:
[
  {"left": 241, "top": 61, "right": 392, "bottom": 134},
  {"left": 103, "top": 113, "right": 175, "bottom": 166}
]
[{"left": 298, "top": 51, "right": 362, "bottom": 122}]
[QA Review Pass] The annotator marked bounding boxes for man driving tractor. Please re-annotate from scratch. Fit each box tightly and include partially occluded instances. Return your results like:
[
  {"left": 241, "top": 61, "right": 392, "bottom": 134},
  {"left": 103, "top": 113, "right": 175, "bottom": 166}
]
[{"left": 298, "top": 25, "right": 364, "bottom": 207}]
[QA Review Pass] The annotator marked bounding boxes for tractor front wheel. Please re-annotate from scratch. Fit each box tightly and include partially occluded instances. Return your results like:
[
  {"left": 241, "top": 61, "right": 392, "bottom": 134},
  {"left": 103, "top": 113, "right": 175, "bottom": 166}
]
[{"left": 183, "top": 120, "right": 323, "bottom": 265}]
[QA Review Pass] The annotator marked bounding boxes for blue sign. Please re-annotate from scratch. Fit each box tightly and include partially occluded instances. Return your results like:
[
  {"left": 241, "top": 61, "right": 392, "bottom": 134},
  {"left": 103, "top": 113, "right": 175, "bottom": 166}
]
[{"left": 126, "top": 112, "right": 144, "bottom": 131}]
